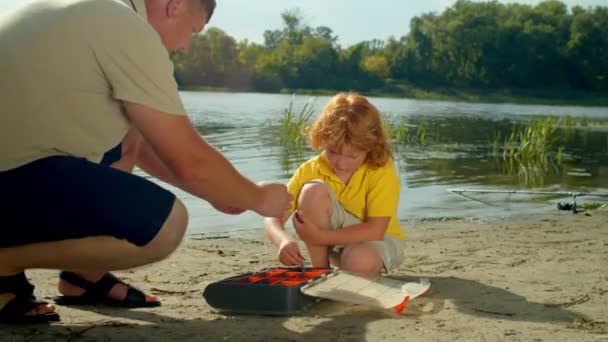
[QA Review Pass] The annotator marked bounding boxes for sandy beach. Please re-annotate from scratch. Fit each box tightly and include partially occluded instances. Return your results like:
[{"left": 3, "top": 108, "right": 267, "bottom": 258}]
[{"left": 1, "top": 208, "right": 607, "bottom": 342}]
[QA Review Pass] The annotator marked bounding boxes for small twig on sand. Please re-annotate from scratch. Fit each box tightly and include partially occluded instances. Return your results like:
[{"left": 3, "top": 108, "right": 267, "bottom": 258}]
[
  {"left": 473, "top": 308, "right": 516, "bottom": 316},
  {"left": 544, "top": 294, "right": 590, "bottom": 308},
  {"left": 190, "top": 235, "right": 230, "bottom": 240},
  {"left": 150, "top": 288, "right": 200, "bottom": 295},
  {"left": 68, "top": 325, "right": 97, "bottom": 337}
]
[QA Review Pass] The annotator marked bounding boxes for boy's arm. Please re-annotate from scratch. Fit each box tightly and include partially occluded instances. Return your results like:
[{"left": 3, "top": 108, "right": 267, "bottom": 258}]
[
  {"left": 293, "top": 212, "right": 389, "bottom": 245},
  {"left": 327, "top": 160, "right": 400, "bottom": 244},
  {"left": 322, "top": 217, "right": 389, "bottom": 245},
  {"left": 263, "top": 212, "right": 292, "bottom": 247},
  {"left": 294, "top": 161, "right": 397, "bottom": 245},
  {"left": 265, "top": 212, "right": 304, "bottom": 265},
  {"left": 265, "top": 165, "right": 304, "bottom": 247}
]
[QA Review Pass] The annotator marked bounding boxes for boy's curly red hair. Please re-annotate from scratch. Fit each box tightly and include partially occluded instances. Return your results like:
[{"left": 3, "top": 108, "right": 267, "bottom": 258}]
[{"left": 305, "top": 92, "right": 393, "bottom": 167}]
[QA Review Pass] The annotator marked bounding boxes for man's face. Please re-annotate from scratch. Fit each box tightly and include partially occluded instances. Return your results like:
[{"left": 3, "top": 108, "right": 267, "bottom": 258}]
[{"left": 158, "top": 1, "right": 207, "bottom": 53}]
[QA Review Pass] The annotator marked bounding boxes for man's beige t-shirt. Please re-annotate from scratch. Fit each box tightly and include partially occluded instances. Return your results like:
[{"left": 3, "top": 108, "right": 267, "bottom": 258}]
[{"left": 0, "top": 0, "right": 186, "bottom": 171}]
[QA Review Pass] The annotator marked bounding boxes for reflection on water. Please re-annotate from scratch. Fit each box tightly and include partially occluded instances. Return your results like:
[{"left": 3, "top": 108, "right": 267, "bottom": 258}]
[{"left": 172, "top": 92, "right": 608, "bottom": 234}]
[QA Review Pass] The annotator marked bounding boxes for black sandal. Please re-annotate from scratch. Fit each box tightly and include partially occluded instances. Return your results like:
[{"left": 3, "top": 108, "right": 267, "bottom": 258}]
[
  {"left": 54, "top": 271, "right": 160, "bottom": 308},
  {"left": 0, "top": 272, "right": 60, "bottom": 324}
]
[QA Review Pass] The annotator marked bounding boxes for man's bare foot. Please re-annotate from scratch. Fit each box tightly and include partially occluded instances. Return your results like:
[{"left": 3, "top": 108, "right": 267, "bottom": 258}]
[{"left": 0, "top": 293, "right": 57, "bottom": 316}]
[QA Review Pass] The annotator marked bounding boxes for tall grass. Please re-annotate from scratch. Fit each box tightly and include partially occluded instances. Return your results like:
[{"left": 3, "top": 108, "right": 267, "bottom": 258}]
[
  {"left": 488, "top": 117, "right": 563, "bottom": 162},
  {"left": 276, "top": 100, "right": 604, "bottom": 187},
  {"left": 489, "top": 117, "right": 565, "bottom": 187},
  {"left": 273, "top": 95, "right": 316, "bottom": 171},
  {"left": 384, "top": 115, "right": 428, "bottom": 148},
  {"left": 503, "top": 117, "right": 558, "bottom": 162},
  {"left": 277, "top": 95, "right": 316, "bottom": 152},
  {"left": 276, "top": 100, "right": 431, "bottom": 154}
]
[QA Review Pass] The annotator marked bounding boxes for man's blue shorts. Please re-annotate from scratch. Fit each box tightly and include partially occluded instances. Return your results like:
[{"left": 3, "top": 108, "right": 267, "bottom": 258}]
[{"left": 0, "top": 144, "right": 176, "bottom": 248}]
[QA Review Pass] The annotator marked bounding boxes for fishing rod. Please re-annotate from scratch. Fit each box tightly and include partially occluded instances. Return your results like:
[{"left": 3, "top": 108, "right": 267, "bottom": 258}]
[{"left": 446, "top": 188, "right": 608, "bottom": 214}]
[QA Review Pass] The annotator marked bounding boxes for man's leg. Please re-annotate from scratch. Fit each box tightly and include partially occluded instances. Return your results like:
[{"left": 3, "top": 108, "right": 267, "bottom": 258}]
[
  {"left": 0, "top": 128, "right": 184, "bottom": 316},
  {"left": 0, "top": 197, "right": 187, "bottom": 316},
  {"left": 0, "top": 198, "right": 187, "bottom": 273},
  {"left": 56, "top": 128, "right": 172, "bottom": 304}
]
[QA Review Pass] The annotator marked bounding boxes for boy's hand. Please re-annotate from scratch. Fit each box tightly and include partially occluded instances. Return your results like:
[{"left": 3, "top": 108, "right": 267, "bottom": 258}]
[
  {"left": 292, "top": 210, "right": 325, "bottom": 245},
  {"left": 278, "top": 240, "right": 303, "bottom": 266}
]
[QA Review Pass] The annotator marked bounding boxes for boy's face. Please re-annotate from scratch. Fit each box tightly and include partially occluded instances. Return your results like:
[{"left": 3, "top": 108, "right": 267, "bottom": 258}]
[{"left": 325, "top": 144, "right": 368, "bottom": 175}]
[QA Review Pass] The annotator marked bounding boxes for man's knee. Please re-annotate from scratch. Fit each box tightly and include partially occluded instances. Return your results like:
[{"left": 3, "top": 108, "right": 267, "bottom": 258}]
[{"left": 141, "top": 198, "right": 188, "bottom": 262}]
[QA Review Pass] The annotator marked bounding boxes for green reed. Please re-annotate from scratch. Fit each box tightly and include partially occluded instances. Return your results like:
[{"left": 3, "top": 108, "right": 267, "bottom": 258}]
[
  {"left": 277, "top": 95, "right": 316, "bottom": 151},
  {"left": 385, "top": 115, "right": 411, "bottom": 146},
  {"left": 384, "top": 115, "right": 429, "bottom": 148},
  {"left": 489, "top": 131, "right": 502, "bottom": 156},
  {"left": 510, "top": 117, "right": 557, "bottom": 161},
  {"left": 489, "top": 117, "right": 565, "bottom": 187},
  {"left": 272, "top": 96, "right": 317, "bottom": 172},
  {"left": 276, "top": 104, "right": 433, "bottom": 156},
  {"left": 489, "top": 117, "right": 560, "bottom": 163}
]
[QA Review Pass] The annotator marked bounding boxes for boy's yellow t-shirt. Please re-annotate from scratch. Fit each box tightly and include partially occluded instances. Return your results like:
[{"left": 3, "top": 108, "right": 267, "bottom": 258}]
[{"left": 287, "top": 153, "right": 405, "bottom": 240}]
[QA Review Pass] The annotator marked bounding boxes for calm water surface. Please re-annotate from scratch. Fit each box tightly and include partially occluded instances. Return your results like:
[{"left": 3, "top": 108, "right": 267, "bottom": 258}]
[{"left": 138, "top": 92, "right": 608, "bottom": 235}]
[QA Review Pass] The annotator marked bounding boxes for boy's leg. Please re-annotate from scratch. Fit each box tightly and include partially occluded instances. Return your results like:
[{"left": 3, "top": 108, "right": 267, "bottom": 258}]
[
  {"left": 296, "top": 182, "right": 334, "bottom": 268},
  {"left": 299, "top": 182, "right": 394, "bottom": 276},
  {"left": 340, "top": 243, "right": 384, "bottom": 276},
  {"left": 329, "top": 207, "right": 384, "bottom": 276},
  {"left": 294, "top": 180, "right": 402, "bottom": 276},
  {"left": 340, "top": 235, "right": 404, "bottom": 276}
]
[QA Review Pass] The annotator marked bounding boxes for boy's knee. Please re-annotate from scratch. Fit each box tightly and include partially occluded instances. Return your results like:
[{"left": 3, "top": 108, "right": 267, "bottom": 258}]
[
  {"left": 298, "top": 182, "right": 331, "bottom": 207},
  {"left": 142, "top": 198, "right": 189, "bottom": 262},
  {"left": 340, "top": 244, "right": 383, "bottom": 276}
]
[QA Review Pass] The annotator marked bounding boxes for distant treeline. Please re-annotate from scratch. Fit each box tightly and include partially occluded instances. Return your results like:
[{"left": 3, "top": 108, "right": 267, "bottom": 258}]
[{"left": 171, "top": 0, "right": 608, "bottom": 95}]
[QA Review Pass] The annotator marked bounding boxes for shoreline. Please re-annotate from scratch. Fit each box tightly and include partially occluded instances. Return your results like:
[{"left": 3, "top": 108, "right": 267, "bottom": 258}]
[
  {"left": 183, "top": 205, "right": 606, "bottom": 239},
  {"left": 2, "top": 209, "right": 607, "bottom": 341},
  {"left": 182, "top": 86, "right": 608, "bottom": 108}
]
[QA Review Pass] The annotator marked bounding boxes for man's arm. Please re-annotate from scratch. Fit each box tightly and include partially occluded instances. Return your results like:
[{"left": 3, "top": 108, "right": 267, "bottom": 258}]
[
  {"left": 135, "top": 134, "right": 245, "bottom": 214},
  {"left": 134, "top": 130, "right": 182, "bottom": 186},
  {"left": 124, "top": 101, "right": 290, "bottom": 217},
  {"left": 108, "top": 127, "right": 142, "bottom": 173}
]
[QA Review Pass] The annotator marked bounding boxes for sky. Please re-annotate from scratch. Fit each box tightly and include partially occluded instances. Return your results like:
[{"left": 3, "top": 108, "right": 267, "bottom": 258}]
[{"left": 1, "top": 0, "right": 606, "bottom": 46}]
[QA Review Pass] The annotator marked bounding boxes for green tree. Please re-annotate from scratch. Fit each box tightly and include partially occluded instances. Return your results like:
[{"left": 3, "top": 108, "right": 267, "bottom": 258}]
[
  {"left": 172, "top": 1, "right": 608, "bottom": 95},
  {"left": 566, "top": 6, "right": 608, "bottom": 90},
  {"left": 362, "top": 55, "right": 391, "bottom": 80}
]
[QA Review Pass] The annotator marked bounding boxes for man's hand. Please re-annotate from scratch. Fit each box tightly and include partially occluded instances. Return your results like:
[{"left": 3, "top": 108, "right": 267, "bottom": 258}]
[
  {"left": 253, "top": 182, "right": 292, "bottom": 218},
  {"left": 277, "top": 240, "right": 304, "bottom": 266},
  {"left": 292, "top": 210, "right": 326, "bottom": 245}
]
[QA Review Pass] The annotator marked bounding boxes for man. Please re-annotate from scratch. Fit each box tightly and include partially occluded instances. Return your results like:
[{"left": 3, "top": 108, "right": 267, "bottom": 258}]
[{"left": 0, "top": 0, "right": 292, "bottom": 323}]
